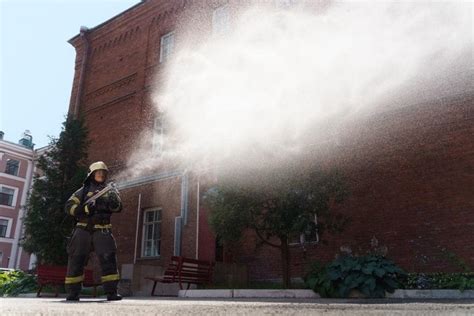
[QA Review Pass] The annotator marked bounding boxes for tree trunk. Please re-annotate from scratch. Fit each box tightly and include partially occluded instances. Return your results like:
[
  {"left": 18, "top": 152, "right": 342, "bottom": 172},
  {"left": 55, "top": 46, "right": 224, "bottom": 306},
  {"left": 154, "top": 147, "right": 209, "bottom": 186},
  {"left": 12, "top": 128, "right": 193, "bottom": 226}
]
[{"left": 280, "top": 237, "right": 291, "bottom": 288}]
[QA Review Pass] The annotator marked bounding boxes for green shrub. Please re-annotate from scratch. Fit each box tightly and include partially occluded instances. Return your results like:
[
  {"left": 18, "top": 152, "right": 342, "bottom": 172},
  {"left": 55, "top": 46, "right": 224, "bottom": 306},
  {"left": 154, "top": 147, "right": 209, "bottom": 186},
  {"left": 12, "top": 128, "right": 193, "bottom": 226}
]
[
  {"left": 305, "top": 255, "right": 406, "bottom": 298},
  {"left": 401, "top": 272, "right": 474, "bottom": 292},
  {"left": 304, "top": 262, "right": 338, "bottom": 298},
  {"left": 0, "top": 270, "right": 37, "bottom": 297}
]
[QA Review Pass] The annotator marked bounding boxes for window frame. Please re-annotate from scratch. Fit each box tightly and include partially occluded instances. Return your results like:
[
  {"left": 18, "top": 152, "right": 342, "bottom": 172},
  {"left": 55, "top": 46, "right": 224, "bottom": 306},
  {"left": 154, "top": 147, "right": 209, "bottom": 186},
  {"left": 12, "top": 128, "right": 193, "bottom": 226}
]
[
  {"left": 5, "top": 159, "right": 20, "bottom": 176},
  {"left": 0, "top": 217, "right": 13, "bottom": 238},
  {"left": 152, "top": 115, "right": 164, "bottom": 155},
  {"left": 288, "top": 214, "right": 319, "bottom": 246},
  {"left": 159, "top": 31, "right": 175, "bottom": 63},
  {"left": 141, "top": 208, "right": 162, "bottom": 258},
  {"left": 212, "top": 5, "right": 230, "bottom": 35},
  {"left": 0, "top": 185, "right": 18, "bottom": 208}
]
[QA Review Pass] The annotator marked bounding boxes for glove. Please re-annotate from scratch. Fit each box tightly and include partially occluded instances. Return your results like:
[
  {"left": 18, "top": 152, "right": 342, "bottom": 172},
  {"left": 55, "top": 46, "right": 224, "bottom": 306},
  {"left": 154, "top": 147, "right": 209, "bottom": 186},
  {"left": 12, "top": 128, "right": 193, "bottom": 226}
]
[{"left": 107, "top": 192, "right": 121, "bottom": 210}]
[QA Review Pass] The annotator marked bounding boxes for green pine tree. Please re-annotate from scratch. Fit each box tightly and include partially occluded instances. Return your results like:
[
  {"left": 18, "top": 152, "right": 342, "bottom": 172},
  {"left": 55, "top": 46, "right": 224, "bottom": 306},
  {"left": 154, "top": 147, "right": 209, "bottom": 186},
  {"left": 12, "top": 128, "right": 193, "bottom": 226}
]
[{"left": 21, "top": 118, "right": 89, "bottom": 265}]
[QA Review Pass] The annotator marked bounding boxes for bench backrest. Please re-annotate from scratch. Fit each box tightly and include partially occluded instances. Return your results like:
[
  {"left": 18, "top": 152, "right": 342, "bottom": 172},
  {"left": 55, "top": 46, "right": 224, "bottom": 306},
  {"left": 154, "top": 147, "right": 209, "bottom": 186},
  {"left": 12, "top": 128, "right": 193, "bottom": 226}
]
[
  {"left": 164, "top": 256, "right": 214, "bottom": 284},
  {"left": 37, "top": 265, "right": 95, "bottom": 284},
  {"left": 37, "top": 265, "right": 67, "bottom": 283}
]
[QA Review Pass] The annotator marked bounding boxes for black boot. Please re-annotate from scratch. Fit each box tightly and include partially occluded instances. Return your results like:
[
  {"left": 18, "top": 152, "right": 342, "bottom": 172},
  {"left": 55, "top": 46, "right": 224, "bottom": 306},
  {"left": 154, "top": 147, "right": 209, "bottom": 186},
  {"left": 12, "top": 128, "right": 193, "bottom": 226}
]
[
  {"left": 66, "top": 293, "right": 80, "bottom": 301},
  {"left": 106, "top": 292, "right": 122, "bottom": 301}
]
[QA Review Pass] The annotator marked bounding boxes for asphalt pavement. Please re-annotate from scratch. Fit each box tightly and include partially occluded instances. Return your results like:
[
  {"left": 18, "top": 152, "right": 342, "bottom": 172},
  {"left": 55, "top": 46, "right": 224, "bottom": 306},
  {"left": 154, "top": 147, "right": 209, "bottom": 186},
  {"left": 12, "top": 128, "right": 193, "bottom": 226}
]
[{"left": 1, "top": 297, "right": 473, "bottom": 315}]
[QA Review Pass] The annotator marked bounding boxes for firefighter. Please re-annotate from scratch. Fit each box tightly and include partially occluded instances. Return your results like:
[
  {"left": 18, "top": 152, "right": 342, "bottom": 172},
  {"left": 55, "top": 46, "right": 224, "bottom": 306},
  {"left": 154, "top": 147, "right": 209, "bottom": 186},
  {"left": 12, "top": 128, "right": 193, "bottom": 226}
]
[{"left": 64, "top": 161, "right": 123, "bottom": 301}]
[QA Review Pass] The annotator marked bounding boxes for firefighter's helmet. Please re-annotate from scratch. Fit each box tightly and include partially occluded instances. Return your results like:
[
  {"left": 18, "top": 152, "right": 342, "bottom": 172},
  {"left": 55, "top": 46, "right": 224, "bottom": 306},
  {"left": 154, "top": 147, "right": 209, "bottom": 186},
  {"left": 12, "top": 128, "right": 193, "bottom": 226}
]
[{"left": 85, "top": 161, "right": 108, "bottom": 182}]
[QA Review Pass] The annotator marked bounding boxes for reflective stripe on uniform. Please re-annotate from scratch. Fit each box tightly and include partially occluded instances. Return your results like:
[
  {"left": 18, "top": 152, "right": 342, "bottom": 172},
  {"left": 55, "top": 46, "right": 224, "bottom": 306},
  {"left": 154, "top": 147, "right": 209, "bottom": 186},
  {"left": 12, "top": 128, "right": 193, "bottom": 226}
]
[
  {"left": 71, "top": 196, "right": 80, "bottom": 204},
  {"left": 84, "top": 204, "right": 90, "bottom": 215},
  {"left": 94, "top": 224, "right": 112, "bottom": 229},
  {"left": 101, "top": 273, "right": 120, "bottom": 282},
  {"left": 65, "top": 274, "right": 84, "bottom": 284},
  {"left": 69, "top": 204, "right": 78, "bottom": 216}
]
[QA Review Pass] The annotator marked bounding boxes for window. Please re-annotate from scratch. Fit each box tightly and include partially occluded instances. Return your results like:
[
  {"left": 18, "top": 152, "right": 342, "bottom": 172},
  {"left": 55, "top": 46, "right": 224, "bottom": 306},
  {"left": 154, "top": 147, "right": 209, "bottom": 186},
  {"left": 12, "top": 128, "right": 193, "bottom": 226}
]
[
  {"left": 212, "top": 5, "right": 230, "bottom": 35},
  {"left": 5, "top": 159, "right": 19, "bottom": 176},
  {"left": 0, "top": 219, "right": 8, "bottom": 237},
  {"left": 0, "top": 187, "right": 15, "bottom": 207},
  {"left": 275, "top": 0, "right": 298, "bottom": 9},
  {"left": 288, "top": 214, "right": 319, "bottom": 246},
  {"left": 142, "top": 209, "right": 161, "bottom": 257},
  {"left": 159, "top": 32, "right": 174, "bottom": 63},
  {"left": 0, "top": 252, "right": 3, "bottom": 266},
  {"left": 152, "top": 116, "right": 164, "bottom": 155}
]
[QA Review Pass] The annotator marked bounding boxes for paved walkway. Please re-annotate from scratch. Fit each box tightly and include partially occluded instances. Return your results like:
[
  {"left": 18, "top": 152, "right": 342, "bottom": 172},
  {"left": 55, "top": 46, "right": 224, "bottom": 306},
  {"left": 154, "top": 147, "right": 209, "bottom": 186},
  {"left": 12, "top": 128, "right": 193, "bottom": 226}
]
[{"left": 1, "top": 297, "right": 473, "bottom": 315}]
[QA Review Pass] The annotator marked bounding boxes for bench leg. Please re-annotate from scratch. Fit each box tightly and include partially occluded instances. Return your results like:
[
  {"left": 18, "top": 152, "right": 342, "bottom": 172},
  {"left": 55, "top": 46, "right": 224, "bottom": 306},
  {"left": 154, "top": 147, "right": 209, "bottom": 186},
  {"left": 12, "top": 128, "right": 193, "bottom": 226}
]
[
  {"left": 93, "top": 286, "right": 97, "bottom": 298},
  {"left": 37, "top": 285, "right": 43, "bottom": 297},
  {"left": 55, "top": 285, "right": 59, "bottom": 298},
  {"left": 186, "top": 283, "right": 191, "bottom": 290},
  {"left": 151, "top": 281, "right": 157, "bottom": 296}
]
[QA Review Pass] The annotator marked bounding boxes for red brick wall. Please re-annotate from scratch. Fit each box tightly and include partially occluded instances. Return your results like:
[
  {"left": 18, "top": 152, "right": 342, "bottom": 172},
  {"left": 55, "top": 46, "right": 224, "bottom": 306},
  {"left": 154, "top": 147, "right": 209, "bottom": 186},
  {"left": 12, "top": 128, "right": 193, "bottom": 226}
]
[
  {"left": 69, "top": 0, "right": 188, "bottom": 170},
  {"left": 234, "top": 94, "right": 474, "bottom": 280}
]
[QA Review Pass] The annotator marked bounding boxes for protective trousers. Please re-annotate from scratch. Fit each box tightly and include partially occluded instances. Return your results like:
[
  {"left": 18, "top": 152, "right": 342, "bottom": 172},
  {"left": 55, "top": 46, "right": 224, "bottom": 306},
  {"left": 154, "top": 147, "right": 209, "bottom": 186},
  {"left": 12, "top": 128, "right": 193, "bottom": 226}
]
[{"left": 65, "top": 228, "right": 120, "bottom": 295}]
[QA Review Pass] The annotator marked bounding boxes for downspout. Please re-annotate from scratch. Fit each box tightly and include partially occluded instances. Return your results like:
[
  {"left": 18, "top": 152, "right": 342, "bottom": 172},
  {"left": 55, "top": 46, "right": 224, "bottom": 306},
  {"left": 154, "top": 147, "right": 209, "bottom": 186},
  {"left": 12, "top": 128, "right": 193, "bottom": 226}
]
[
  {"left": 133, "top": 193, "right": 142, "bottom": 264},
  {"left": 175, "top": 171, "right": 189, "bottom": 256},
  {"left": 195, "top": 178, "right": 200, "bottom": 260},
  {"left": 72, "top": 26, "right": 90, "bottom": 118}
]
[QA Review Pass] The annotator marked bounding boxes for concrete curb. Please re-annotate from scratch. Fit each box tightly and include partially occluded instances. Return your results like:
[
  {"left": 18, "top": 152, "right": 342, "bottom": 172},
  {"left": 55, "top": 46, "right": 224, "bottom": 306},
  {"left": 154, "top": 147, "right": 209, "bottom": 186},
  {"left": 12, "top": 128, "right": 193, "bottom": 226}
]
[
  {"left": 178, "top": 289, "right": 233, "bottom": 298},
  {"left": 179, "top": 289, "right": 474, "bottom": 299},
  {"left": 387, "top": 289, "right": 474, "bottom": 299},
  {"left": 178, "top": 289, "right": 319, "bottom": 298},
  {"left": 234, "top": 289, "right": 319, "bottom": 298}
]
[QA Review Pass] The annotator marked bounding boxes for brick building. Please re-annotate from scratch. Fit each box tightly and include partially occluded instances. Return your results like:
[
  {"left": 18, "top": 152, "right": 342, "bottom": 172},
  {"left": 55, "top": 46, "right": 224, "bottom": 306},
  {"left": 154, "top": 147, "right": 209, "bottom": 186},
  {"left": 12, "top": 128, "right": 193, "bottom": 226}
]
[
  {"left": 67, "top": 0, "right": 473, "bottom": 294},
  {"left": 0, "top": 131, "right": 48, "bottom": 270}
]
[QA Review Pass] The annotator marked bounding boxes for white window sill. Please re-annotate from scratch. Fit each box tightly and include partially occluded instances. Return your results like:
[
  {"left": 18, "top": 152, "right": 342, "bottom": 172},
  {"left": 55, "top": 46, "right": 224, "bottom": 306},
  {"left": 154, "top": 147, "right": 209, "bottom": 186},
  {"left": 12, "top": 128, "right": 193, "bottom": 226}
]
[
  {"left": 0, "top": 237, "right": 14, "bottom": 243},
  {"left": 139, "top": 255, "right": 161, "bottom": 260},
  {"left": 0, "top": 172, "right": 25, "bottom": 182}
]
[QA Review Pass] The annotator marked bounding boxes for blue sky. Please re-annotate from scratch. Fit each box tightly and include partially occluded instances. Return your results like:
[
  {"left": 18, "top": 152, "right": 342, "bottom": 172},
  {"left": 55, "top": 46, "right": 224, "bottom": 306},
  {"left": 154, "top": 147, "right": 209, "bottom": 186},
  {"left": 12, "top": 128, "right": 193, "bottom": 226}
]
[{"left": 0, "top": 0, "right": 140, "bottom": 148}]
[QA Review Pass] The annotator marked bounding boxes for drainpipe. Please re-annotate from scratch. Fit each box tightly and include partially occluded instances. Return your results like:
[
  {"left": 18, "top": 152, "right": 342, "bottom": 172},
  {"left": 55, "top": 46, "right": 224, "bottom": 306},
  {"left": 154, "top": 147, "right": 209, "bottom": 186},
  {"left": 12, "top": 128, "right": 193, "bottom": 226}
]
[
  {"left": 195, "top": 178, "right": 200, "bottom": 260},
  {"left": 133, "top": 193, "right": 142, "bottom": 264},
  {"left": 72, "top": 26, "right": 90, "bottom": 118}
]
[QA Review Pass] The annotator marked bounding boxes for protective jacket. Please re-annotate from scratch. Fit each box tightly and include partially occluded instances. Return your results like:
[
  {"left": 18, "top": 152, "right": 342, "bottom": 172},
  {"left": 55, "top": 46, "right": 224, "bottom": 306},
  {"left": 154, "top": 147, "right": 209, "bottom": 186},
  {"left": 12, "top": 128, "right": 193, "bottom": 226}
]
[{"left": 65, "top": 180, "right": 122, "bottom": 229}]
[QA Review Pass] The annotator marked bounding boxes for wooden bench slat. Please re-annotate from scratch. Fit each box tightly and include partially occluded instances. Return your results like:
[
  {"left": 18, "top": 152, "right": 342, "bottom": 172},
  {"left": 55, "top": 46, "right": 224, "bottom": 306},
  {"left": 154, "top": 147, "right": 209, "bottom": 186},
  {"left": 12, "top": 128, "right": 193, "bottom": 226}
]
[{"left": 36, "top": 265, "right": 101, "bottom": 298}]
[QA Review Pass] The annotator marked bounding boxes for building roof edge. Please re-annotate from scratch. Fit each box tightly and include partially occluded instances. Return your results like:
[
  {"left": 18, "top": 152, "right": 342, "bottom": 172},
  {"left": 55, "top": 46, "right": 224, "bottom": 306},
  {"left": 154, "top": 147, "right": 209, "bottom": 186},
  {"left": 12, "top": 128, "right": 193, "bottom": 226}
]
[{"left": 68, "top": 0, "right": 148, "bottom": 45}]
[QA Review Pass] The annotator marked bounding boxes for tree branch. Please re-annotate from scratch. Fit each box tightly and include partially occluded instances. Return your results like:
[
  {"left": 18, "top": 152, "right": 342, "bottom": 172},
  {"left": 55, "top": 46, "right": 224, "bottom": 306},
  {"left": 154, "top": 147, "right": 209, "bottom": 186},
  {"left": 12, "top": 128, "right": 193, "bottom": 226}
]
[{"left": 255, "top": 228, "right": 281, "bottom": 248}]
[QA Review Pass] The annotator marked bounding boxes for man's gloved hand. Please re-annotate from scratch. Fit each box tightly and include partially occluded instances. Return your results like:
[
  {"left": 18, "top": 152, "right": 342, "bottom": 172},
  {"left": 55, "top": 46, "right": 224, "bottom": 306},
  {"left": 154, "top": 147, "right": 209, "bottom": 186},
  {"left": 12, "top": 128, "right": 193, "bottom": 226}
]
[{"left": 107, "top": 191, "right": 121, "bottom": 211}]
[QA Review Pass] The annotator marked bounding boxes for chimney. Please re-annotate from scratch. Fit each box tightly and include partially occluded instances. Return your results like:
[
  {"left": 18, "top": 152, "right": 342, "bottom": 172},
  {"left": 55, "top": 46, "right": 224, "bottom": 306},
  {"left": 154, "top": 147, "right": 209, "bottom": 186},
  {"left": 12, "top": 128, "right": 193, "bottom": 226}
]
[
  {"left": 0, "top": 131, "right": 4, "bottom": 140},
  {"left": 19, "top": 130, "right": 34, "bottom": 149}
]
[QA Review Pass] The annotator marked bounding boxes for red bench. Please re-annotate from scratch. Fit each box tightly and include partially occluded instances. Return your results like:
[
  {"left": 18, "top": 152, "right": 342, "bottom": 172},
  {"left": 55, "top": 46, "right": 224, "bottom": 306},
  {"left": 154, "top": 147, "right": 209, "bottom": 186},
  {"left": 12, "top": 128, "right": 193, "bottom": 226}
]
[
  {"left": 145, "top": 256, "right": 215, "bottom": 296},
  {"left": 36, "top": 265, "right": 100, "bottom": 297}
]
